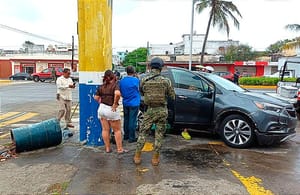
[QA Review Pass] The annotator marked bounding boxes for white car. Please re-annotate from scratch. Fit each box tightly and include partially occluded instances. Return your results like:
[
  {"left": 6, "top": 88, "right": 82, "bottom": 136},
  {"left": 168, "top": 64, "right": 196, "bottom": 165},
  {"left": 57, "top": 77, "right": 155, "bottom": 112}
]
[{"left": 265, "top": 71, "right": 293, "bottom": 78}]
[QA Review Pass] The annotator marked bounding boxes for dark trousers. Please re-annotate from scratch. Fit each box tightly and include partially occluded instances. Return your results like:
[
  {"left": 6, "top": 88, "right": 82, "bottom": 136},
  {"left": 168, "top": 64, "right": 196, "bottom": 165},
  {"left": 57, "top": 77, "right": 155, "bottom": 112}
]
[{"left": 123, "top": 106, "right": 139, "bottom": 141}]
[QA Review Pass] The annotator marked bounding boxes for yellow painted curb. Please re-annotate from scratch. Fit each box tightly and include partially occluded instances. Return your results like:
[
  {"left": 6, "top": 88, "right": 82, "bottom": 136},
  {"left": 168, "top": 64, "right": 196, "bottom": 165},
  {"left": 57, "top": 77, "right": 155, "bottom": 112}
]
[
  {"left": 0, "top": 80, "right": 12, "bottom": 83},
  {"left": 241, "top": 85, "right": 277, "bottom": 89}
]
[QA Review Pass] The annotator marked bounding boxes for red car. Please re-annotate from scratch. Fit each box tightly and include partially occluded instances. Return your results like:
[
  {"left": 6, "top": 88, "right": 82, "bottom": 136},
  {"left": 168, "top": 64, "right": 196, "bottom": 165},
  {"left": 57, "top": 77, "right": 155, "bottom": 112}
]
[
  {"left": 213, "top": 71, "right": 234, "bottom": 81},
  {"left": 32, "top": 68, "right": 64, "bottom": 82}
]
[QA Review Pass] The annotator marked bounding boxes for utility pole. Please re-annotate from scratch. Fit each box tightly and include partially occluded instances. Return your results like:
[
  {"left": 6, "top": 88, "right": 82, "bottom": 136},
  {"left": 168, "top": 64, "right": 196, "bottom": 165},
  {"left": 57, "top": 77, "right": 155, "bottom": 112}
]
[
  {"left": 71, "top": 35, "right": 74, "bottom": 71},
  {"left": 189, "top": 0, "right": 197, "bottom": 71},
  {"left": 77, "top": 0, "right": 112, "bottom": 146}
]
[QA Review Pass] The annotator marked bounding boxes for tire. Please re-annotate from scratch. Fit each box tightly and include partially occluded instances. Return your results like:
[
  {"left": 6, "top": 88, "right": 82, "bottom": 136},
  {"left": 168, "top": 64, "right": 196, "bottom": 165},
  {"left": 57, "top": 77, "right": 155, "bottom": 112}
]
[
  {"left": 33, "top": 76, "right": 39, "bottom": 82},
  {"left": 219, "top": 114, "right": 255, "bottom": 148},
  {"left": 24, "top": 78, "right": 28, "bottom": 81},
  {"left": 10, "top": 77, "right": 13, "bottom": 80}
]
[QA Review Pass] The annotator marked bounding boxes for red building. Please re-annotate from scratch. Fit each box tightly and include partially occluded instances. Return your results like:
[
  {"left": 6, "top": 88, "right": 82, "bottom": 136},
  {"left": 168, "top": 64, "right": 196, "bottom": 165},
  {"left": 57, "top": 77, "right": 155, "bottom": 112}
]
[
  {"left": 164, "top": 61, "right": 276, "bottom": 77},
  {"left": 0, "top": 55, "right": 78, "bottom": 78}
]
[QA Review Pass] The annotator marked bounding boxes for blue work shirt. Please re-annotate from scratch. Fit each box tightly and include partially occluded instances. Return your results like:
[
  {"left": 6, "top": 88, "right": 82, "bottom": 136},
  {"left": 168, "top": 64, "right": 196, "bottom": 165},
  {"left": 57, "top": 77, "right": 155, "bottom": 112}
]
[{"left": 119, "top": 76, "right": 141, "bottom": 107}]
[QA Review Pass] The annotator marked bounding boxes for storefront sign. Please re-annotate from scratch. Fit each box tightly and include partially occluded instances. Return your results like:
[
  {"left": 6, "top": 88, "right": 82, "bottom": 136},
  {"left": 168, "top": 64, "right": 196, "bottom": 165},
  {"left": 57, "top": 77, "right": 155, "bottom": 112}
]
[{"left": 48, "top": 63, "right": 64, "bottom": 68}]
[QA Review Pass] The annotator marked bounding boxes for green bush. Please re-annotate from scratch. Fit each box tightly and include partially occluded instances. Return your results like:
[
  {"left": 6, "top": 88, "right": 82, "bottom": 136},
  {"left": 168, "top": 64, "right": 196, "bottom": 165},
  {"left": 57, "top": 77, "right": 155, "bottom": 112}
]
[{"left": 239, "top": 77, "right": 297, "bottom": 86}]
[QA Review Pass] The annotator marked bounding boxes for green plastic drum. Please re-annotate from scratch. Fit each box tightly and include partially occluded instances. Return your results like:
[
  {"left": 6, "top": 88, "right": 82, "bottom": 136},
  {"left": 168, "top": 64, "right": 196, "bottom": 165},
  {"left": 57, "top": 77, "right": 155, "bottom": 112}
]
[{"left": 11, "top": 118, "right": 62, "bottom": 153}]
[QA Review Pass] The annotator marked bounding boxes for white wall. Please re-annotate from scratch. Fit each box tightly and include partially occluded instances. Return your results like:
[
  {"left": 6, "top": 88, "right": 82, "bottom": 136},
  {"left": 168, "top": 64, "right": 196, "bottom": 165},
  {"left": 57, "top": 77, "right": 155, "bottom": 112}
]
[{"left": 151, "top": 34, "right": 239, "bottom": 56}]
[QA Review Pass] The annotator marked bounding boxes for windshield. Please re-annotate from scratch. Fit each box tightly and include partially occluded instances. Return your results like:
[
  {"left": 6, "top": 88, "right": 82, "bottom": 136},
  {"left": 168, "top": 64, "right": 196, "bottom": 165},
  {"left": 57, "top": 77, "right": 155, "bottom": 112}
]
[{"left": 202, "top": 73, "right": 246, "bottom": 92}]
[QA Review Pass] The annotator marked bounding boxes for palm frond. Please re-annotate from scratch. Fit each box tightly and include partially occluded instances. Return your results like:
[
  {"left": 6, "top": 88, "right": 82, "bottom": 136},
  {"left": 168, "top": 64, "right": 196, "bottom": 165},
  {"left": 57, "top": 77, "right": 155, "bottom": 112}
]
[
  {"left": 285, "top": 24, "right": 300, "bottom": 32},
  {"left": 222, "top": 5, "right": 240, "bottom": 29},
  {"left": 195, "top": 0, "right": 209, "bottom": 13}
]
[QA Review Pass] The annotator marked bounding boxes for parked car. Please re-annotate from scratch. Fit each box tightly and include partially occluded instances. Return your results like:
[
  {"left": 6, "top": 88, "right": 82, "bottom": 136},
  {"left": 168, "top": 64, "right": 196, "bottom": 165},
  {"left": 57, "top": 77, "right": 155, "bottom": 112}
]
[
  {"left": 140, "top": 67, "right": 297, "bottom": 148},
  {"left": 70, "top": 72, "right": 79, "bottom": 82},
  {"left": 264, "top": 71, "right": 293, "bottom": 78},
  {"left": 9, "top": 72, "right": 32, "bottom": 81},
  {"left": 213, "top": 71, "right": 234, "bottom": 81},
  {"left": 31, "top": 68, "right": 63, "bottom": 82}
]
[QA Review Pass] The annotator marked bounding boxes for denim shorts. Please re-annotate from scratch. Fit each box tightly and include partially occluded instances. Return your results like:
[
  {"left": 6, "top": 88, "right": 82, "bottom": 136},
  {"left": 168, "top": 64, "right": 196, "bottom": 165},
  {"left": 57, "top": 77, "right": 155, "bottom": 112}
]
[{"left": 97, "top": 103, "right": 121, "bottom": 121}]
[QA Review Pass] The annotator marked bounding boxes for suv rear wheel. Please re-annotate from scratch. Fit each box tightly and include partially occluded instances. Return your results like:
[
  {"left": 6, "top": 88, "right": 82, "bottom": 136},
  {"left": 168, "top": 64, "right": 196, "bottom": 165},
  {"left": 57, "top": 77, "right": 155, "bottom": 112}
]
[
  {"left": 33, "top": 76, "right": 39, "bottom": 82},
  {"left": 220, "top": 115, "right": 255, "bottom": 148}
]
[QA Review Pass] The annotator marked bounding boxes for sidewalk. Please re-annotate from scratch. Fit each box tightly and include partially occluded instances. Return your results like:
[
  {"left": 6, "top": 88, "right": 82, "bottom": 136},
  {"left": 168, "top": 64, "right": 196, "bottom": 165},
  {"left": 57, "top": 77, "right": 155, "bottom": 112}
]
[
  {"left": 0, "top": 118, "right": 248, "bottom": 195},
  {"left": 1, "top": 116, "right": 299, "bottom": 194}
]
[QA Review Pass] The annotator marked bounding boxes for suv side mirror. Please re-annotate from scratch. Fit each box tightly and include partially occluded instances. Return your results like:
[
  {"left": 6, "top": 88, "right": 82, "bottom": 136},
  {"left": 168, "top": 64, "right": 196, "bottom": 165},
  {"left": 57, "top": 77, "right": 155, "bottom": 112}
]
[{"left": 204, "top": 85, "right": 215, "bottom": 99}]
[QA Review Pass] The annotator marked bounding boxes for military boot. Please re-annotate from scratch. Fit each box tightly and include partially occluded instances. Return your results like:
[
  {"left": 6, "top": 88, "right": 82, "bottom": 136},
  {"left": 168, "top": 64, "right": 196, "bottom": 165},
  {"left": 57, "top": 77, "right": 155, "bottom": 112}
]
[
  {"left": 133, "top": 152, "right": 142, "bottom": 165},
  {"left": 151, "top": 152, "right": 160, "bottom": 166}
]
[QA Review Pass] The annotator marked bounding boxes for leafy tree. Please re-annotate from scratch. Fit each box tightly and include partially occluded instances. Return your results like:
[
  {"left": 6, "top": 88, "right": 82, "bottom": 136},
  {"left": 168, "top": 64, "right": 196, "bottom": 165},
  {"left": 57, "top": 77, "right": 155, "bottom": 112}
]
[
  {"left": 266, "top": 39, "right": 292, "bottom": 54},
  {"left": 123, "top": 47, "right": 147, "bottom": 72},
  {"left": 224, "top": 44, "right": 256, "bottom": 61},
  {"left": 196, "top": 0, "right": 242, "bottom": 65},
  {"left": 267, "top": 39, "right": 291, "bottom": 54},
  {"left": 283, "top": 24, "right": 300, "bottom": 50}
]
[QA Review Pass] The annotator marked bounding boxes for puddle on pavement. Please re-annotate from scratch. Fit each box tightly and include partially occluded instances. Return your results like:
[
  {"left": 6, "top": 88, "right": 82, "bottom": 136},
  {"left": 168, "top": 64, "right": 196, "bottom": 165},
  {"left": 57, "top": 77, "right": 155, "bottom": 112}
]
[{"left": 162, "top": 145, "right": 226, "bottom": 169}]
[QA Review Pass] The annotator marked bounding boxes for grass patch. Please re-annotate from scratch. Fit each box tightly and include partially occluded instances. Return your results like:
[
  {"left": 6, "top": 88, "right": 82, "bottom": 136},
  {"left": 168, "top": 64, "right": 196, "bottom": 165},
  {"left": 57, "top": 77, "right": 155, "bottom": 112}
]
[{"left": 239, "top": 77, "right": 296, "bottom": 86}]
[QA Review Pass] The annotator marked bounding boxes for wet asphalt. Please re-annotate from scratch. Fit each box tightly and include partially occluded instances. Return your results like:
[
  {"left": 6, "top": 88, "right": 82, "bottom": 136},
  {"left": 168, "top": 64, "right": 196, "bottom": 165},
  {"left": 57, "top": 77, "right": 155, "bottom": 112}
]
[{"left": 0, "top": 81, "right": 299, "bottom": 194}]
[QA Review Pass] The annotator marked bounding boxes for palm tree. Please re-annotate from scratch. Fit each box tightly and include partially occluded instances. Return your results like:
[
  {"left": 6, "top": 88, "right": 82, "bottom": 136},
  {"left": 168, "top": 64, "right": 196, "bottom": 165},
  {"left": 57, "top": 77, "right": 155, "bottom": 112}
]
[
  {"left": 285, "top": 24, "right": 300, "bottom": 32},
  {"left": 196, "top": 0, "right": 242, "bottom": 64},
  {"left": 284, "top": 24, "right": 300, "bottom": 51}
]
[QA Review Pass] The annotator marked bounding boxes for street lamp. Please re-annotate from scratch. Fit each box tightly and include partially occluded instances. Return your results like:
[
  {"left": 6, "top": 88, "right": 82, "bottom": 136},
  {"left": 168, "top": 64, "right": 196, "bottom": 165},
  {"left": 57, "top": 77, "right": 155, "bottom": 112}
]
[{"left": 189, "top": 0, "right": 197, "bottom": 71}]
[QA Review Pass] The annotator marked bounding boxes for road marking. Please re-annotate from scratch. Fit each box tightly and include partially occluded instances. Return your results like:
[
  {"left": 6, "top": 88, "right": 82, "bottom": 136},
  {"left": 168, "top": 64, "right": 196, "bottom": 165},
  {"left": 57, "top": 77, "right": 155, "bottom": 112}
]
[
  {"left": 0, "top": 112, "right": 20, "bottom": 120},
  {"left": 209, "top": 144, "right": 274, "bottom": 195},
  {"left": 0, "top": 112, "right": 38, "bottom": 128},
  {"left": 208, "top": 141, "right": 225, "bottom": 146},
  {"left": 71, "top": 105, "right": 80, "bottom": 114},
  {"left": 231, "top": 170, "right": 274, "bottom": 195},
  {"left": 0, "top": 132, "right": 10, "bottom": 139}
]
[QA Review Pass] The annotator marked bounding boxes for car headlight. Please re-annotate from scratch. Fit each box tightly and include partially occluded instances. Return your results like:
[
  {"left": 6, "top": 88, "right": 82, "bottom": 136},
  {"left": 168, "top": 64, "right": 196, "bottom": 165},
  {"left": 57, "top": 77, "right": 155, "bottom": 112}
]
[{"left": 254, "top": 102, "right": 283, "bottom": 113}]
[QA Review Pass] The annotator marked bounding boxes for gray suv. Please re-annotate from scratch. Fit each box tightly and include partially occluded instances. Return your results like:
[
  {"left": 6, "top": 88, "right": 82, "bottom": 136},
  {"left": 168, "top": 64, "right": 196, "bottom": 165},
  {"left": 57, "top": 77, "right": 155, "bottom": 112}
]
[{"left": 140, "top": 67, "right": 297, "bottom": 148}]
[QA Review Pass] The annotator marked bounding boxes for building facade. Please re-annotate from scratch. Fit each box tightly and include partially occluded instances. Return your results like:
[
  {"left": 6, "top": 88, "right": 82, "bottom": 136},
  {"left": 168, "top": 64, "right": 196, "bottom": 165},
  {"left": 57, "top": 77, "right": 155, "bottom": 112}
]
[
  {"left": 149, "top": 34, "right": 239, "bottom": 56},
  {"left": 0, "top": 55, "right": 78, "bottom": 78}
]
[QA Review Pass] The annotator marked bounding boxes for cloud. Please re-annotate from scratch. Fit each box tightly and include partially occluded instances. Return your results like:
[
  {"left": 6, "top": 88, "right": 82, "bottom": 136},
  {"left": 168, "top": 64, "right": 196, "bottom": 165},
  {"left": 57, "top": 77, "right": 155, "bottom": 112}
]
[{"left": 0, "top": 0, "right": 299, "bottom": 51}]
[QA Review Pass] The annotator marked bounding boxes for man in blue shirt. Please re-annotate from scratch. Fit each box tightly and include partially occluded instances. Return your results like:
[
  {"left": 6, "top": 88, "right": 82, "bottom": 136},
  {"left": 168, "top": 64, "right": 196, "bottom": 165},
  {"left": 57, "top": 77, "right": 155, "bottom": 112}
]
[{"left": 119, "top": 66, "right": 140, "bottom": 143}]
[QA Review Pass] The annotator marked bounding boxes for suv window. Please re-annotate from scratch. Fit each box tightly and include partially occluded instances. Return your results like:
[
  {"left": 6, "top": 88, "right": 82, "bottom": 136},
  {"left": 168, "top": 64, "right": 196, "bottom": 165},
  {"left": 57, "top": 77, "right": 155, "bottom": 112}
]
[
  {"left": 42, "top": 69, "right": 49, "bottom": 73},
  {"left": 57, "top": 68, "right": 63, "bottom": 72},
  {"left": 171, "top": 69, "right": 209, "bottom": 92}
]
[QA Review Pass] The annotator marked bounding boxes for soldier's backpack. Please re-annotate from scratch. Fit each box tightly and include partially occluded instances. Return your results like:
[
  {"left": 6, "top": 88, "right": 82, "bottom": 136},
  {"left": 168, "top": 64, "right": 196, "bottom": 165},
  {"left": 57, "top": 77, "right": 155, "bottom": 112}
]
[{"left": 143, "top": 75, "right": 167, "bottom": 106}]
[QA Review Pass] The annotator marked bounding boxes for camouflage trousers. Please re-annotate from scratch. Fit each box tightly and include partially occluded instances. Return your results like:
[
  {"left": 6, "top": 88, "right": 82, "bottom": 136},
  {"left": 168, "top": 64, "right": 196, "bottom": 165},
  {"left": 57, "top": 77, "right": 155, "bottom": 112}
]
[{"left": 136, "top": 106, "right": 168, "bottom": 153}]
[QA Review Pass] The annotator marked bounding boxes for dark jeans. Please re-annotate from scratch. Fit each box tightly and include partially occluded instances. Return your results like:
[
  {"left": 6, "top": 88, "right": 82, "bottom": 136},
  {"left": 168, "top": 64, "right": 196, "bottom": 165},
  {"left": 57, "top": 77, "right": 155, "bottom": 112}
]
[{"left": 123, "top": 106, "right": 139, "bottom": 141}]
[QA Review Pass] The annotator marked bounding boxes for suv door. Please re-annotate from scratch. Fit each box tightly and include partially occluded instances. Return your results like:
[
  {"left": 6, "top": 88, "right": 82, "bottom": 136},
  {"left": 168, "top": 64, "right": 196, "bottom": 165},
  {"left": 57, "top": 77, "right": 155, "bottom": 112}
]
[
  {"left": 169, "top": 68, "right": 215, "bottom": 125},
  {"left": 39, "top": 69, "right": 51, "bottom": 79}
]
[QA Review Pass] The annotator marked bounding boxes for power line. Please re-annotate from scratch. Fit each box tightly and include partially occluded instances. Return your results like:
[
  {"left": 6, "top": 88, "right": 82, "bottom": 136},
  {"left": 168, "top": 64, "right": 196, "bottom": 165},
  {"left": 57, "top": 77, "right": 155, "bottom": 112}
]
[{"left": 0, "top": 24, "right": 67, "bottom": 45}]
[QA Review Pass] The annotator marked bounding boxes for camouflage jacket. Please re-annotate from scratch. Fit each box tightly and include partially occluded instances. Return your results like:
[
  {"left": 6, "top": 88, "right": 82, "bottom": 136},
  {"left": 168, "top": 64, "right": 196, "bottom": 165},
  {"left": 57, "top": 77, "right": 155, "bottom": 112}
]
[{"left": 141, "top": 69, "right": 175, "bottom": 106}]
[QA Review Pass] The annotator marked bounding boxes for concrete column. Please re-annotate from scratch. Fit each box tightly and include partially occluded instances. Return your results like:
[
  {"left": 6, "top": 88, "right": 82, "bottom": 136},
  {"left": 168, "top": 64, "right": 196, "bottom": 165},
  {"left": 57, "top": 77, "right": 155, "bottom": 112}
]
[{"left": 78, "top": 0, "right": 112, "bottom": 146}]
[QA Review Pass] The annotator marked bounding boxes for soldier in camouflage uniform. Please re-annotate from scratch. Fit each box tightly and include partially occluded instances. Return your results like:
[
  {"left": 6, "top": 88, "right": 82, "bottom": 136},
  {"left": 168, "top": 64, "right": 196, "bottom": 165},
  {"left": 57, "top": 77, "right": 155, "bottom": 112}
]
[{"left": 134, "top": 57, "right": 175, "bottom": 166}]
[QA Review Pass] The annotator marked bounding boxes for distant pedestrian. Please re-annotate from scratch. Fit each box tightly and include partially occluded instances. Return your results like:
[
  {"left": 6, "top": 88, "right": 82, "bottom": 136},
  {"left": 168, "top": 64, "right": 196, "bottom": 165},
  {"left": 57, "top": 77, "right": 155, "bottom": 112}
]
[
  {"left": 119, "top": 66, "right": 140, "bottom": 143},
  {"left": 134, "top": 57, "right": 175, "bottom": 166},
  {"left": 51, "top": 67, "right": 56, "bottom": 83},
  {"left": 94, "top": 70, "right": 128, "bottom": 154},
  {"left": 114, "top": 70, "right": 121, "bottom": 81},
  {"left": 233, "top": 69, "right": 240, "bottom": 85},
  {"left": 56, "top": 68, "right": 75, "bottom": 128}
]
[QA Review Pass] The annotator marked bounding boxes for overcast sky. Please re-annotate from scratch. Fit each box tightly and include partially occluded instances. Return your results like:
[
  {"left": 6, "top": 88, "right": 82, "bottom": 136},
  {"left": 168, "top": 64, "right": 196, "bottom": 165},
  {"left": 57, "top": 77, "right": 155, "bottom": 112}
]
[{"left": 0, "top": 0, "right": 299, "bottom": 51}]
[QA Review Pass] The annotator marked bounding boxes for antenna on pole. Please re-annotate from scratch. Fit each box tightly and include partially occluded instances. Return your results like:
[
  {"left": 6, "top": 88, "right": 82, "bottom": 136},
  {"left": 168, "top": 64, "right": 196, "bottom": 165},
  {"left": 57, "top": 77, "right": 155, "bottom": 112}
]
[{"left": 0, "top": 23, "right": 67, "bottom": 44}]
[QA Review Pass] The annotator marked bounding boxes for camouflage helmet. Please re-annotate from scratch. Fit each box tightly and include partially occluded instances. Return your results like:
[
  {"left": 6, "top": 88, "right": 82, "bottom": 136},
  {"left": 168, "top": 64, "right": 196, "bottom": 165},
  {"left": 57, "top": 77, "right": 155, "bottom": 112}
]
[{"left": 150, "top": 57, "right": 164, "bottom": 69}]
